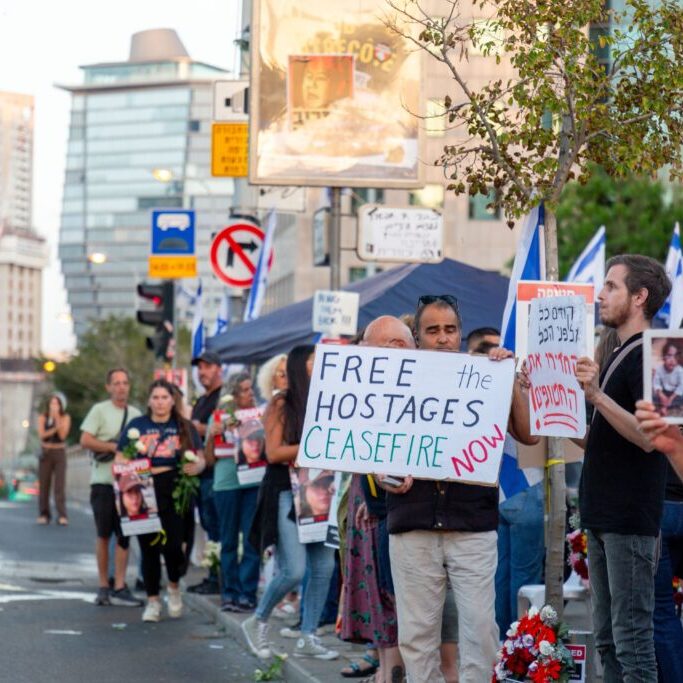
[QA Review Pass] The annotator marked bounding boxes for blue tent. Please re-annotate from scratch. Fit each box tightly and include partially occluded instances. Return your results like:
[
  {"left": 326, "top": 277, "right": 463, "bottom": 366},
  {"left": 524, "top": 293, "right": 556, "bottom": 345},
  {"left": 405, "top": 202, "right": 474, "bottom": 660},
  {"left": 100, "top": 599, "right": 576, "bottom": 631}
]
[{"left": 207, "top": 258, "right": 510, "bottom": 364}]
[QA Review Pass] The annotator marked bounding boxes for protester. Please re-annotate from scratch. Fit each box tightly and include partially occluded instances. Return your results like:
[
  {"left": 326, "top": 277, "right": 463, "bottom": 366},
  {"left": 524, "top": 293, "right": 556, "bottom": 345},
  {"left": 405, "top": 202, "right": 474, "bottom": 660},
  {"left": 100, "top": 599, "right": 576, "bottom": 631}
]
[
  {"left": 465, "top": 326, "right": 501, "bottom": 352},
  {"left": 187, "top": 350, "right": 223, "bottom": 595},
  {"left": 243, "top": 344, "right": 339, "bottom": 661},
  {"left": 205, "top": 372, "right": 261, "bottom": 613},
  {"left": 380, "top": 295, "right": 536, "bottom": 683},
  {"left": 116, "top": 378, "right": 205, "bottom": 623},
  {"left": 575, "top": 255, "right": 671, "bottom": 682},
  {"left": 256, "top": 353, "right": 288, "bottom": 402},
  {"left": 80, "top": 368, "right": 142, "bottom": 607},
  {"left": 37, "top": 392, "right": 71, "bottom": 526}
]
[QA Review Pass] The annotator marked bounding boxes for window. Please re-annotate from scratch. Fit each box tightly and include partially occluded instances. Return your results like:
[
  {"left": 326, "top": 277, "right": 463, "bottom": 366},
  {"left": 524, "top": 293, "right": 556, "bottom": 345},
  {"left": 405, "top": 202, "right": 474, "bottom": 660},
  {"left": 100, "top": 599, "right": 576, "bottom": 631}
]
[
  {"left": 349, "top": 266, "right": 383, "bottom": 283},
  {"left": 351, "top": 188, "right": 385, "bottom": 215},
  {"left": 188, "top": 120, "right": 201, "bottom": 132},
  {"left": 468, "top": 189, "right": 501, "bottom": 220},
  {"left": 409, "top": 184, "right": 444, "bottom": 209}
]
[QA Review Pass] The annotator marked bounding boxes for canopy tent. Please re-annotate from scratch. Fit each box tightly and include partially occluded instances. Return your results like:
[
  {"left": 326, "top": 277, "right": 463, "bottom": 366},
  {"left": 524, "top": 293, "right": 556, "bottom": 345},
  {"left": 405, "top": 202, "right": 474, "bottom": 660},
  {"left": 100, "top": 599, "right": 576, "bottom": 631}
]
[{"left": 207, "top": 258, "right": 510, "bottom": 365}]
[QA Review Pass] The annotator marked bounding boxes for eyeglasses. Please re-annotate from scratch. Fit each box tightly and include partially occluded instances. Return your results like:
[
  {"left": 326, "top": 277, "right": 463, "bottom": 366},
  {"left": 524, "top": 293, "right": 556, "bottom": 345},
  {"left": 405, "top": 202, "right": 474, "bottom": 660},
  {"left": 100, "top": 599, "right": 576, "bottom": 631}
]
[
  {"left": 274, "top": 371, "right": 287, "bottom": 378},
  {"left": 417, "top": 294, "right": 459, "bottom": 311}
]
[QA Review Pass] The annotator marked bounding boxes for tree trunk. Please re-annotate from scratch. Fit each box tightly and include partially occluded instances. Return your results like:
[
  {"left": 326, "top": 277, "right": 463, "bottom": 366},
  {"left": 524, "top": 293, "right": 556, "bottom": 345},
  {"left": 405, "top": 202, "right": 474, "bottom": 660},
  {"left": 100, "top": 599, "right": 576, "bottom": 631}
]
[{"left": 542, "top": 209, "right": 567, "bottom": 618}]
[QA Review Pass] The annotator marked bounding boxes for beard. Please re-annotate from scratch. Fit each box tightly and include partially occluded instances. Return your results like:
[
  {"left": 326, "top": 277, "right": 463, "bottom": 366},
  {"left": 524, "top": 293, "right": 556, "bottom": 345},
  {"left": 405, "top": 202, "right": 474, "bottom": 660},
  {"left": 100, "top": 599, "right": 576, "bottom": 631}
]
[{"left": 600, "top": 298, "right": 631, "bottom": 329}]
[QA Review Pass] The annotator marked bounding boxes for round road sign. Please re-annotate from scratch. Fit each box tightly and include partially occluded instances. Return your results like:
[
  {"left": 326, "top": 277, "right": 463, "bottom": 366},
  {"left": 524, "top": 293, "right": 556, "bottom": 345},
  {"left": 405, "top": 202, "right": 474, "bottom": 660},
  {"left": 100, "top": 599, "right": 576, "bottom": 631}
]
[{"left": 209, "top": 222, "right": 274, "bottom": 287}]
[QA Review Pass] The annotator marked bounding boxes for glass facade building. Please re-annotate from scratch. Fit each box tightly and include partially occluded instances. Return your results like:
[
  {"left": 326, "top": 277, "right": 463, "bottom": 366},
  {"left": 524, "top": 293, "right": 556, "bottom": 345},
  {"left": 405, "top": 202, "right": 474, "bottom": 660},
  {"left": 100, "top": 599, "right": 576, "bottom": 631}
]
[{"left": 58, "top": 32, "right": 234, "bottom": 336}]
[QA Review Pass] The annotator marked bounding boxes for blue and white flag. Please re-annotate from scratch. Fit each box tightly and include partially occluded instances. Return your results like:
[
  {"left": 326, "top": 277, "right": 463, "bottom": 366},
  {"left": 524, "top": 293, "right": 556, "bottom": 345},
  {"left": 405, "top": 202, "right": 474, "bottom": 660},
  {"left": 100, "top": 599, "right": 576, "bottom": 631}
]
[
  {"left": 213, "top": 291, "right": 231, "bottom": 336},
  {"left": 566, "top": 225, "right": 606, "bottom": 293},
  {"left": 243, "top": 211, "right": 276, "bottom": 322},
  {"left": 191, "top": 281, "right": 204, "bottom": 392},
  {"left": 499, "top": 204, "right": 546, "bottom": 503},
  {"left": 658, "top": 223, "right": 683, "bottom": 329}
]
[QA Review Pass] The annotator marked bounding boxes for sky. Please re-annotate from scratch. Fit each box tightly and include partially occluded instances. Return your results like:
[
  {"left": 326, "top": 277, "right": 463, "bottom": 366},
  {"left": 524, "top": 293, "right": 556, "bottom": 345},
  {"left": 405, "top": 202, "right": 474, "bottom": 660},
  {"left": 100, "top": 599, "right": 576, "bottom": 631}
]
[{"left": 0, "top": 0, "right": 241, "bottom": 355}]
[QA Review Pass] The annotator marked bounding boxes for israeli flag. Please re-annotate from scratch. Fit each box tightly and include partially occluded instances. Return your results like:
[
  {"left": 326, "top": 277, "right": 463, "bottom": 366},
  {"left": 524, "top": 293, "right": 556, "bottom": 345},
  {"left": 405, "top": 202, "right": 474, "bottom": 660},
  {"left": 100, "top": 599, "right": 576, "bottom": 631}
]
[
  {"left": 243, "top": 211, "right": 276, "bottom": 322},
  {"left": 499, "top": 204, "right": 546, "bottom": 502},
  {"left": 191, "top": 281, "right": 204, "bottom": 392},
  {"left": 213, "top": 292, "right": 231, "bottom": 336},
  {"left": 566, "top": 225, "right": 606, "bottom": 292},
  {"left": 658, "top": 224, "right": 683, "bottom": 329}
]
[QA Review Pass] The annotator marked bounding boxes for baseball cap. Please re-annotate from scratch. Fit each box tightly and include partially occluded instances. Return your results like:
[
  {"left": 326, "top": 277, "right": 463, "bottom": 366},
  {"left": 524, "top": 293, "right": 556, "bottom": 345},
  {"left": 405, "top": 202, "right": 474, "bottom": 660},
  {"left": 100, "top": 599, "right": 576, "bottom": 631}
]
[
  {"left": 191, "top": 350, "right": 222, "bottom": 366},
  {"left": 239, "top": 418, "right": 264, "bottom": 441},
  {"left": 119, "top": 472, "right": 143, "bottom": 493}
]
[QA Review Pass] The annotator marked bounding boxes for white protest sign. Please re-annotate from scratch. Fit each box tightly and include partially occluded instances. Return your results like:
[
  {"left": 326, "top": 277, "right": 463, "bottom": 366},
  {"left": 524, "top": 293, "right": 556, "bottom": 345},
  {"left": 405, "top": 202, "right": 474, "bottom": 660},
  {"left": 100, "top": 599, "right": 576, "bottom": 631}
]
[
  {"left": 527, "top": 295, "right": 587, "bottom": 438},
  {"left": 312, "top": 290, "right": 359, "bottom": 336},
  {"left": 297, "top": 345, "right": 516, "bottom": 485}
]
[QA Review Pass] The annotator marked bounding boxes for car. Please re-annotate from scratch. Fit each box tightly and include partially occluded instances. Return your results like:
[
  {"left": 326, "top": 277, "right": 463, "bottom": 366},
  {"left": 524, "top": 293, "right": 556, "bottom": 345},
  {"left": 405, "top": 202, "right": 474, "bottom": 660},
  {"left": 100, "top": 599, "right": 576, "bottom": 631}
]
[{"left": 156, "top": 213, "right": 190, "bottom": 231}]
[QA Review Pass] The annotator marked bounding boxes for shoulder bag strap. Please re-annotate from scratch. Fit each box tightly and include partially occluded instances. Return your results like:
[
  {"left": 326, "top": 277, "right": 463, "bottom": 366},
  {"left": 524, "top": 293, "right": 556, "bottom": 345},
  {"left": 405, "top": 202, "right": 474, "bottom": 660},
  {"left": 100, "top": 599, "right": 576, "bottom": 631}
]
[{"left": 117, "top": 407, "right": 128, "bottom": 440}]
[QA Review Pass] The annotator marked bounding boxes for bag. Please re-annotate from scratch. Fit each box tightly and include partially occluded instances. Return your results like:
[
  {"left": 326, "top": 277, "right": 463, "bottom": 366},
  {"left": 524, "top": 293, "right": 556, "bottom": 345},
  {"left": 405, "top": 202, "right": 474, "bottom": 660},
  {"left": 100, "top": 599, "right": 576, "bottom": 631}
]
[{"left": 91, "top": 407, "right": 128, "bottom": 464}]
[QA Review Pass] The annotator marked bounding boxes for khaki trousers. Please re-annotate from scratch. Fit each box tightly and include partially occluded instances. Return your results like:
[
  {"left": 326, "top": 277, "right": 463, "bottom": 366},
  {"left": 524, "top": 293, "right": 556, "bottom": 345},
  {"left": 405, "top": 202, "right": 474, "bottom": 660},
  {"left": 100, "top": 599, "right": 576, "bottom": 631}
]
[{"left": 389, "top": 529, "right": 498, "bottom": 683}]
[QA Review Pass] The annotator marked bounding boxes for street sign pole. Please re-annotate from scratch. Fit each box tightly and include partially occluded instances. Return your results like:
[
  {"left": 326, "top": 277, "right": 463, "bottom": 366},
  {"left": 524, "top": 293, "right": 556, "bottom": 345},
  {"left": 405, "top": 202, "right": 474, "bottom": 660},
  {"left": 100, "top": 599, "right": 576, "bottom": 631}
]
[{"left": 330, "top": 187, "right": 342, "bottom": 291}]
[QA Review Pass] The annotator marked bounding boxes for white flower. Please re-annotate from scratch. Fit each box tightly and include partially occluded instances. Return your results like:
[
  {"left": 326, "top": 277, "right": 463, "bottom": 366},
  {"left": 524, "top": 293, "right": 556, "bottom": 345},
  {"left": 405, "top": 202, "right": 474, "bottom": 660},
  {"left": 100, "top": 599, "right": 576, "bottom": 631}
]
[
  {"left": 219, "top": 395, "right": 234, "bottom": 405},
  {"left": 135, "top": 441, "right": 147, "bottom": 453},
  {"left": 522, "top": 634, "right": 535, "bottom": 648},
  {"left": 506, "top": 621, "right": 519, "bottom": 637},
  {"left": 527, "top": 606, "right": 539, "bottom": 618},
  {"left": 539, "top": 640, "right": 554, "bottom": 656},
  {"left": 541, "top": 605, "right": 558, "bottom": 624},
  {"left": 493, "top": 662, "right": 508, "bottom": 680},
  {"left": 184, "top": 450, "right": 198, "bottom": 462},
  {"left": 127, "top": 427, "right": 140, "bottom": 439}
]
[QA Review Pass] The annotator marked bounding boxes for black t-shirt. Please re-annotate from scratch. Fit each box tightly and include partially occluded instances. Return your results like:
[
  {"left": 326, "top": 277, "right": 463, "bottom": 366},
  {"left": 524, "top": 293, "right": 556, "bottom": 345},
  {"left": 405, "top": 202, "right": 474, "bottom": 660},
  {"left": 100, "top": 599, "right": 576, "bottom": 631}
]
[
  {"left": 579, "top": 333, "right": 667, "bottom": 536},
  {"left": 191, "top": 387, "right": 221, "bottom": 479}
]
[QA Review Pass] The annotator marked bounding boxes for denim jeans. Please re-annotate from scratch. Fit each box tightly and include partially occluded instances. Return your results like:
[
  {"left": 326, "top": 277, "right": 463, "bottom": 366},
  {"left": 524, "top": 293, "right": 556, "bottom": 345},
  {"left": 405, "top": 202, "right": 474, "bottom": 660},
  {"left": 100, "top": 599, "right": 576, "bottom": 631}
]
[
  {"left": 587, "top": 529, "right": 658, "bottom": 683},
  {"left": 198, "top": 476, "right": 220, "bottom": 543},
  {"left": 255, "top": 490, "right": 336, "bottom": 635},
  {"left": 214, "top": 487, "right": 260, "bottom": 603},
  {"left": 653, "top": 501, "right": 683, "bottom": 683},
  {"left": 495, "top": 482, "right": 545, "bottom": 639}
]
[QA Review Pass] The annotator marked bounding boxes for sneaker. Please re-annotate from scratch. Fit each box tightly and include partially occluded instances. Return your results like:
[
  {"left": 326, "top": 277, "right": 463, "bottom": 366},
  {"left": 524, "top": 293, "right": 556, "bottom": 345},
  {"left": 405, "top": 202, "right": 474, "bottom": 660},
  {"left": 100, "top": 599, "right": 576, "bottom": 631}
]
[
  {"left": 94, "top": 587, "right": 110, "bottom": 606},
  {"left": 236, "top": 597, "right": 256, "bottom": 613},
  {"left": 110, "top": 586, "right": 143, "bottom": 607},
  {"left": 142, "top": 600, "right": 162, "bottom": 623},
  {"left": 187, "top": 577, "right": 220, "bottom": 595},
  {"left": 294, "top": 634, "right": 339, "bottom": 660},
  {"left": 280, "top": 622, "right": 327, "bottom": 638},
  {"left": 241, "top": 615, "right": 272, "bottom": 660},
  {"left": 167, "top": 587, "right": 183, "bottom": 618},
  {"left": 273, "top": 601, "right": 298, "bottom": 619},
  {"left": 220, "top": 598, "right": 238, "bottom": 612}
]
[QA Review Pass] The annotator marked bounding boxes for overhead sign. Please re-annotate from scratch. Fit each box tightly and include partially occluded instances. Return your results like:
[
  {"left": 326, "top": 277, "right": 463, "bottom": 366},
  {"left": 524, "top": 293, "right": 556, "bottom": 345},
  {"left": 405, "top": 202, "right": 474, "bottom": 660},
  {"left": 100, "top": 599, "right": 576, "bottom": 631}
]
[
  {"left": 312, "top": 290, "right": 359, "bottom": 336},
  {"left": 212, "top": 123, "right": 249, "bottom": 177},
  {"left": 209, "top": 222, "right": 273, "bottom": 288},
  {"left": 296, "top": 344, "right": 516, "bottom": 484},
  {"left": 149, "top": 209, "right": 196, "bottom": 278},
  {"left": 358, "top": 205, "right": 444, "bottom": 263},
  {"left": 213, "top": 80, "right": 249, "bottom": 121},
  {"left": 516, "top": 281, "right": 595, "bottom": 360}
]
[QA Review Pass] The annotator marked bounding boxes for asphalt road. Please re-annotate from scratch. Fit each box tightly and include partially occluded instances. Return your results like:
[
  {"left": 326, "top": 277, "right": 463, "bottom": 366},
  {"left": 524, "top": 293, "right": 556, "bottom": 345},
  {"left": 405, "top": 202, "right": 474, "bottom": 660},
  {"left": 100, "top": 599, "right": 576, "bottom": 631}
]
[{"left": 0, "top": 498, "right": 260, "bottom": 683}]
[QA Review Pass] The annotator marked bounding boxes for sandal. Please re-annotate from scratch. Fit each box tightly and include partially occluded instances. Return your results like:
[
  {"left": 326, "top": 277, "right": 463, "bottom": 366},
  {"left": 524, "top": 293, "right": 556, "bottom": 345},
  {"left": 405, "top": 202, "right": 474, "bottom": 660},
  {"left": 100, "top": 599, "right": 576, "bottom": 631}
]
[
  {"left": 57, "top": 517, "right": 69, "bottom": 526},
  {"left": 341, "top": 653, "right": 380, "bottom": 678},
  {"left": 36, "top": 516, "right": 49, "bottom": 525}
]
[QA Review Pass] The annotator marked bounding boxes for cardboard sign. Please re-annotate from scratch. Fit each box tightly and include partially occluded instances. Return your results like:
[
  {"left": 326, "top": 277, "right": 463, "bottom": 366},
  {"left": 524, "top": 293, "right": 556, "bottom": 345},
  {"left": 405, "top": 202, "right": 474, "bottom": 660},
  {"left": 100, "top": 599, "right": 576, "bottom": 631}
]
[
  {"left": 235, "top": 407, "right": 267, "bottom": 486},
  {"left": 643, "top": 329, "right": 683, "bottom": 424},
  {"left": 312, "top": 290, "right": 360, "bottom": 337},
  {"left": 212, "top": 409, "right": 238, "bottom": 458},
  {"left": 527, "top": 295, "right": 587, "bottom": 438},
  {"left": 112, "top": 459, "right": 162, "bottom": 536},
  {"left": 290, "top": 468, "right": 336, "bottom": 544},
  {"left": 567, "top": 643, "right": 586, "bottom": 682},
  {"left": 296, "top": 345, "right": 516, "bottom": 484}
]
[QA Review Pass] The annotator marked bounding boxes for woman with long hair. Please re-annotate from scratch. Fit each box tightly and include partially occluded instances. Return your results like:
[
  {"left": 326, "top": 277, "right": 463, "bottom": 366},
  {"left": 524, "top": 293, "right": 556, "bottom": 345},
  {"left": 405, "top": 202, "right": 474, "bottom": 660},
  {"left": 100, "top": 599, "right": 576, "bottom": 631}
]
[
  {"left": 243, "top": 344, "right": 339, "bottom": 661},
  {"left": 36, "top": 392, "right": 71, "bottom": 525},
  {"left": 116, "top": 379, "right": 204, "bottom": 623},
  {"left": 256, "top": 353, "right": 288, "bottom": 403}
]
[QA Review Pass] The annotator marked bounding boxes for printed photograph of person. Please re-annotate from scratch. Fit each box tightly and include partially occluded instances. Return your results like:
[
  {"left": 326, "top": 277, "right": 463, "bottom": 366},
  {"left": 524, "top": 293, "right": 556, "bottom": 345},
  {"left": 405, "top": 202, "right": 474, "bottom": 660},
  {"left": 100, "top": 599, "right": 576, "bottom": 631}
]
[
  {"left": 237, "top": 418, "right": 267, "bottom": 468},
  {"left": 117, "top": 472, "right": 149, "bottom": 520},
  {"left": 651, "top": 338, "right": 683, "bottom": 420},
  {"left": 296, "top": 469, "right": 335, "bottom": 521},
  {"left": 287, "top": 54, "right": 354, "bottom": 130}
]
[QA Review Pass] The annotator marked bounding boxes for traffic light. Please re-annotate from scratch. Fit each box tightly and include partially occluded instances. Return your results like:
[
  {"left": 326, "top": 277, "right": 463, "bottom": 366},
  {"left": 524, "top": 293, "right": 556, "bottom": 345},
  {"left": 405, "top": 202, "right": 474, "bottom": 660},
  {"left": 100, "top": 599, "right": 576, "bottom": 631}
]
[{"left": 137, "top": 280, "right": 175, "bottom": 362}]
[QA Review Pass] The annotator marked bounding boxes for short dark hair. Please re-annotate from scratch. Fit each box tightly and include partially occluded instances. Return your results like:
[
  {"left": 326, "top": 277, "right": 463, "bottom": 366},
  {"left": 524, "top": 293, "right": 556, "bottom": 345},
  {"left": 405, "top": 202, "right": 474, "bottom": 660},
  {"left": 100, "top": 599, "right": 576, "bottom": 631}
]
[
  {"left": 414, "top": 295, "right": 461, "bottom": 336},
  {"left": 106, "top": 367, "right": 129, "bottom": 384},
  {"left": 466, "top": 327, "right": 501, "bottom": 351},
  {"left": 605, "top": 254, "right": 671, "bottom": 320}
]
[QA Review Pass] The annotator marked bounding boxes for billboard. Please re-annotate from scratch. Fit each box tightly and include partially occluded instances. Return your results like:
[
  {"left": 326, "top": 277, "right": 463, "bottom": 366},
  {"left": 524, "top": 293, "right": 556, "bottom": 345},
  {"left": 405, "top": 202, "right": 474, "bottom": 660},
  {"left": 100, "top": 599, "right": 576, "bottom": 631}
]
[{"left": 250, "top": 0, "right": 423, "bottom": 188}]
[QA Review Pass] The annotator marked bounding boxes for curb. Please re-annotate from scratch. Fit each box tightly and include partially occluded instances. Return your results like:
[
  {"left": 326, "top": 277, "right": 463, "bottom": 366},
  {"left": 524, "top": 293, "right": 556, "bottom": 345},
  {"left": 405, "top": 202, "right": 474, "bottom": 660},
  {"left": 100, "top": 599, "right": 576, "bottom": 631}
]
[{"left": 184, "top": 592, "right": 325, "bottom": 683}]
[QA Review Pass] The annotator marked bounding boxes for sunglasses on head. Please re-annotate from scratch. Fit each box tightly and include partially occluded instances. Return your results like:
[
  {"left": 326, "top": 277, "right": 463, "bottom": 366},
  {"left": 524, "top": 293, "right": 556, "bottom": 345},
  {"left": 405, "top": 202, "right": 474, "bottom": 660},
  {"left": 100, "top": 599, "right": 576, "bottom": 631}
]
[{"left": 417, "top": 294, "right": 459, "bottom": 311}]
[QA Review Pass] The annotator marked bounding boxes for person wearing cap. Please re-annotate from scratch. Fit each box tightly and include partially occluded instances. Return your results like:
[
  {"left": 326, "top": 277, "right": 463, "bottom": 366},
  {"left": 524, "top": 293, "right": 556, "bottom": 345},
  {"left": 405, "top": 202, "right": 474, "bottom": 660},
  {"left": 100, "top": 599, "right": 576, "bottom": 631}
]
[
  {"left": 118, "top": 473, "right": 148, "bottom": 519},
  {"left": 37, "top": 392, "right": 71, "bottom": 525},
  {"left": 298, "top": 471, "right": 334, "bottom": 518},
  {"left": 205, "top": 371, "right": 262, "bottom": 613},
  {"left": 238, "top": 419, "right": 266, "bottom": 466},
  {"left": 187, "top": 349, "right": 223, "bottom": 595}
]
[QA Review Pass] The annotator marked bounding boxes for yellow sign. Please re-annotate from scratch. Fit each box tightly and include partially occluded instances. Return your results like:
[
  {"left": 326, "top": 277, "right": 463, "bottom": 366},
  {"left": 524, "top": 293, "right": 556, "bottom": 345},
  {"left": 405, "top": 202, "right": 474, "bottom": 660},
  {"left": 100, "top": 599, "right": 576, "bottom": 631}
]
[
  {"left": 148, "top": 256, "right": 197, "bottom": 279},
  {"left": 212, "top": 122, "right": 249, "bottom": 177}
]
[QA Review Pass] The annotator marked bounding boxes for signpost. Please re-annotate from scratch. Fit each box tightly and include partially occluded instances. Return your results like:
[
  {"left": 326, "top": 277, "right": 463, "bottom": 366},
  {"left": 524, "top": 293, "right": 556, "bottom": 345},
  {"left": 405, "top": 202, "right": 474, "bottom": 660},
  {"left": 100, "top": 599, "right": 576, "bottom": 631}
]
[
  {"left": 358, "top": 205, "right": 444, "bottom": 263},
  {"left": 211, "top": 123, "right": 249, "bottom": 178},
  {"left": 209, "top": 221, "right": 273, "bottom": 288},
  {"left": 148, "top": 209, "right": 196, "bottom": 278}
]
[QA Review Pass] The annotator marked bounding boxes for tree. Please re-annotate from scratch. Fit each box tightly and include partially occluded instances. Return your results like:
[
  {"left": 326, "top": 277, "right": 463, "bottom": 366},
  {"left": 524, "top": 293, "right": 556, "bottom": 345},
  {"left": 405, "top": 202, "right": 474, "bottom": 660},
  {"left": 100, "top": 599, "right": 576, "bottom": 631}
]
[
  {"left": 47, "top": 316, "right": 191, "bottom": 441},
  {"left": 387, "top": 0, "right": 683, "bottom": 614},
  {"left": 558, "top": 166, "right": 683, "bottom": 275}
]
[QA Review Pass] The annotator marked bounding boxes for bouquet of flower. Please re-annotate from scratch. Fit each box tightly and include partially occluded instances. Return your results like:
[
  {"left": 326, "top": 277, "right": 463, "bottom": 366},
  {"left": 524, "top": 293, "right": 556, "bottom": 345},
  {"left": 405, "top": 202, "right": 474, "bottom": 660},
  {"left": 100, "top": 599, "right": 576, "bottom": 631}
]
[
  {"left": 200, "top": 541, "right": 221, "bottom": 574},
  {"left": 172, "top": 450, "right": 200, "bottom": 515},
  {"left": 566, "top": 513, "right": 589, "bottom": 584},
  {"left": 121, "top": 427, "right": 147, "bottom": 460},
  {"left": 492, "top": 605, "right": 575, "bottom": 682}
]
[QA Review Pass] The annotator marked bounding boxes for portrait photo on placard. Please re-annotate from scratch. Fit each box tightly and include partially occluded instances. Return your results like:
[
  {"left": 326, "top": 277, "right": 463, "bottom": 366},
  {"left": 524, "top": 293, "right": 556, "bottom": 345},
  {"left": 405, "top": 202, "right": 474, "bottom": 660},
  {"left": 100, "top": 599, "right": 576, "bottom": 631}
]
[{"left": 644, "top": 329, "right": 683, "bottom": 424}]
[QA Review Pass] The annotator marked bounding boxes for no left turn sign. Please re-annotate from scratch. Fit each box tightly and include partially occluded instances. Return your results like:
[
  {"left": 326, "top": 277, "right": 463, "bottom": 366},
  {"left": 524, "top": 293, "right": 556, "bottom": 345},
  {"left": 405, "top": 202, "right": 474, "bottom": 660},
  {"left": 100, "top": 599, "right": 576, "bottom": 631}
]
[{"left": 209, "top": 222, "right": 274, "bottom": 287}]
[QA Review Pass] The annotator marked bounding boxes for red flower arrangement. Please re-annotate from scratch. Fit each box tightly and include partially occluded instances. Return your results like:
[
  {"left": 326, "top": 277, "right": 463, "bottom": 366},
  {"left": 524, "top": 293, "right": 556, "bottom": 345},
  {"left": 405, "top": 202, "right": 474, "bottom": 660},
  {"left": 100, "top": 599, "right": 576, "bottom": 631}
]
[
  {"left": 492, "top": 605, "right": 575, "bottom": 682},
  {"left": 566, "top": 513, "right": 589, "bottom": 585}
]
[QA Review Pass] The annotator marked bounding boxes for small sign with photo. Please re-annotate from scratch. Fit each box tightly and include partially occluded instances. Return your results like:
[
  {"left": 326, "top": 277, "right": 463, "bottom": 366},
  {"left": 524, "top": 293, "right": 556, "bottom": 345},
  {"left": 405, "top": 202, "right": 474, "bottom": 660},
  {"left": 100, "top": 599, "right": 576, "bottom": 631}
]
[
  {"left": 290, "top": 467, "right": 336, "bottom": 544},
  {"left": 643, "top": 329, "right": 683, "bottom": 424},
  {"left": 112, "top": 459, "right": 162, "bottom": 536},
  {"left": 212, "top": 409, "right": 238, "bottom": 458},
  {"left": 235, "top": 407, "right": 267, "bottom": 486}
]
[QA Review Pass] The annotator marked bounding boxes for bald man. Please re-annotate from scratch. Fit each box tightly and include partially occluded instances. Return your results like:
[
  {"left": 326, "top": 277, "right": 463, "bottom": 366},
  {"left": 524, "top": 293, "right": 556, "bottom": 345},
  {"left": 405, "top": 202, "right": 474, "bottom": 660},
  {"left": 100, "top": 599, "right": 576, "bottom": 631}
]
[{"left": 360, "top": 315, "right": 414, "bottom": 349}]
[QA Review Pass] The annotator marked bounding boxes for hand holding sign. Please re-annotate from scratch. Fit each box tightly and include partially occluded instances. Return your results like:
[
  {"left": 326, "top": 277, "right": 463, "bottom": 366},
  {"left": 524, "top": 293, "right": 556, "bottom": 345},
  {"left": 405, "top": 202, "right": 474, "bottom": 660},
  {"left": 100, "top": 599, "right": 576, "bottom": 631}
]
[{"left": 575, "top": 357, "right": 600, "bottom": 402}]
